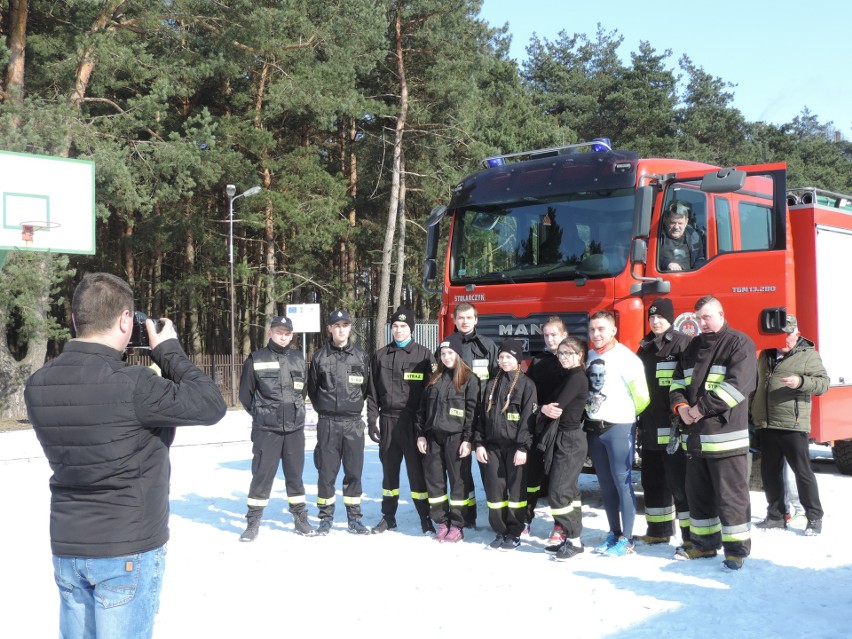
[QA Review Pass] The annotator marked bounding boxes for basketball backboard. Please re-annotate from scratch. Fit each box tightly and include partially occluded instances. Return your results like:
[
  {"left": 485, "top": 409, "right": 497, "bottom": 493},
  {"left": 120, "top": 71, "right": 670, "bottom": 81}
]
[{"left": 0, "top": 150, "right": 95, "bottom": 254}]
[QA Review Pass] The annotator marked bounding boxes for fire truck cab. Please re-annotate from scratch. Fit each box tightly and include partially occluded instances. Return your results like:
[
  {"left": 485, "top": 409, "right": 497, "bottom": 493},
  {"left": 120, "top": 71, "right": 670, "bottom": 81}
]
[{"left": 422, "top": 140, "right": 852, "bottom": 472}]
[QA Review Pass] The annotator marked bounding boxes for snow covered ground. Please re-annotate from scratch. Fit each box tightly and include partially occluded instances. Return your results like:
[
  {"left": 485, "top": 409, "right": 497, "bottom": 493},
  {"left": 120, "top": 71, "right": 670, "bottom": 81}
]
[{"left": 2, "top": 410, "right": 851, "bottom": 638}]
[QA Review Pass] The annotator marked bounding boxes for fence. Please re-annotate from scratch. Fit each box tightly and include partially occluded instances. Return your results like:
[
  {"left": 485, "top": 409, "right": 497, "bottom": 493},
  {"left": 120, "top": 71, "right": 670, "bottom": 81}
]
[{"left": 125, "top": 320, "right": 439, "bottom": 406}]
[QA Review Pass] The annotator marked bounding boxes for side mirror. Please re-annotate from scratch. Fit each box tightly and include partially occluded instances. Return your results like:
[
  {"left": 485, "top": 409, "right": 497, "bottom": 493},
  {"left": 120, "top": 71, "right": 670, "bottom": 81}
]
[
  {"left": 632, "top": 186, "right": 654, "bottom": 237},
  {"left": 422, "top": 259, "right": 440, "bottom": 294},
  {"left": 631, "top": 238, "right": 647, "bottom": 265}
]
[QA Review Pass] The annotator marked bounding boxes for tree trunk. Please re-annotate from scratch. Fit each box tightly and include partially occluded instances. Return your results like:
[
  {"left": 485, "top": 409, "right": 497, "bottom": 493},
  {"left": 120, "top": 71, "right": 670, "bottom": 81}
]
[
  {"left": 392, "top": 155, "right": 407, "bottom": 310},
  {"left": 263, "top": 167, "right": 275, "bottom": 323},
  {"left": 375, "top": 10, "right": 409, "bottom": 350},
  {"left": 2, "top": 0, "right": 28, "bottom": 114},
  {"left": 184, "top": 221, "right": 203, "bottom": 355}
]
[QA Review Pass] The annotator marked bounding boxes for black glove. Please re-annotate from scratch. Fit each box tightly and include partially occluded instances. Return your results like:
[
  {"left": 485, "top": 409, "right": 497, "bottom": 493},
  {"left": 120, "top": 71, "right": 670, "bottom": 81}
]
[
  {"left": 368, "top": 423, "right": 381, "bottom": 444},
  {"left": 666, "top": 413, "right": 683, "bottom": 455}
]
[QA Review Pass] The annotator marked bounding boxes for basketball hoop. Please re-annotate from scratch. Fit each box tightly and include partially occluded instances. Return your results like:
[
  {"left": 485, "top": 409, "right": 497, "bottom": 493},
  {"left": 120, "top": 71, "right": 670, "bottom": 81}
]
[{"left": 19, "top": 220, "right": 61, "bottom": 245}]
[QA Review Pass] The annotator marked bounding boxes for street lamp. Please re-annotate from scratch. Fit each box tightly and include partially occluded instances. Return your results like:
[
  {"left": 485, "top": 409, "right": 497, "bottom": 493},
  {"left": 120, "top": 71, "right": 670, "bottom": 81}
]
[{"left": 227, "top": 184, "right": 262, "bottom": 405}]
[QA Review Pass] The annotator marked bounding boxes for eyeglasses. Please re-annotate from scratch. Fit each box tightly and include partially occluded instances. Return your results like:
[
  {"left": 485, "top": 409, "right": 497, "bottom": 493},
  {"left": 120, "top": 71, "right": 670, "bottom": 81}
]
[{"left": 557, "top": 351, "right": 578, "bottom": 360}]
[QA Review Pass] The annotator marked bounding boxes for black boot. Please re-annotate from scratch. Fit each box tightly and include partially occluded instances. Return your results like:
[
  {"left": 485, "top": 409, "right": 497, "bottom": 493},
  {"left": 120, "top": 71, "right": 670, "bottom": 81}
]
[
  {"left": 240, "top": 507, "right": 264, "bottom": 542},
  {"left": 371, "top": 516, "right": 397, "bottom": 534},
  {"left": 347, "top": 508, "right": 370, "bottom": 535},
  {"left": 414, "top": 500, "right": 435, "bottom": 534},
  {"left": 293, "top": 510, "right": 316, "bottom": 537}
]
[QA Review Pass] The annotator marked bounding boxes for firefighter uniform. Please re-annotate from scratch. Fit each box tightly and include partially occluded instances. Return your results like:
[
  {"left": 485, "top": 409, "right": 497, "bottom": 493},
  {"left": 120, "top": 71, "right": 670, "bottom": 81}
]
[
  {"left": 239, "top": 317, "right": 312, "bottom": 537},
  {"left": 670, "top": 322, "right": 756, "bottom": 561},
  {"left": 307, "top": 317, "right": 370, "bottom": 529},
  {"left": 475, "top": 350, "right": 536, "bottom": 541},
  {"left": 525, "top": 350, "right": 564, "bottom": 524},
  {"left": 367, "top": 310, "right": 435, "bottom": 532},
  {"left": 637, "top": 324, "right": 692, "bottom": 543},
  {"left": 416, "top": 352, "right": 480, "bottom": 531},
  {"left": 457, "top": 329, "right": 499, "bottom": 527}
]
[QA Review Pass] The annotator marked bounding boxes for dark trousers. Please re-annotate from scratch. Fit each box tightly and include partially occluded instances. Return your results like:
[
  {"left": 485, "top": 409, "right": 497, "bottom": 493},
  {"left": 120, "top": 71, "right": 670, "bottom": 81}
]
[
  {"left": 587, "top": 422, "right": 637, "bottom": 539},
  {"left": 686, "top": 453, "right": 751, "bottom": 558},
  {"left": 524, "top": 436, "right": 546, "bottom": 524},
  {"left": 378, "top": 413, "right": 429, "bottom": 519},
  {"left": 247, "top": 428, "right": 306, "bottom": 513},
  {"left": 315, "top": 416, "right": 365, "bottom": 521},
  {"left": 422, "top": 430, "right": 470, "bottom": 528},
  {"left": 482, "top": 442, "right": 528, "bottom": 537},
  {"left": 759, "top": 429, "right": 823, "bottom": 522},
  {"left": 548, "top": 428, "right": 587, "bottom": 539},
  {"left": 641, "top": 447, "right": 690, "bottom": 542}
]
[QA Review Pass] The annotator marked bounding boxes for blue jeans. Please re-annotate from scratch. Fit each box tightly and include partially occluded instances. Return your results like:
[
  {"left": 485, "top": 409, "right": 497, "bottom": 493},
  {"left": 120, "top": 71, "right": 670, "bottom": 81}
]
[
  {"left": 53, "top": 545, "right": 167, "bottom": 639},
  {"left": 587, "top": 423, "right": 637, "bottom": 539}
]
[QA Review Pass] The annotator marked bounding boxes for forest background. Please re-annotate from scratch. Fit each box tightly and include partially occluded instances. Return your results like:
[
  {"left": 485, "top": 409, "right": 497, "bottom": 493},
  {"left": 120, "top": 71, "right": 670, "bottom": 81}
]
[{"left": 1, "top": 0, "right": 850, "bottom": 418}]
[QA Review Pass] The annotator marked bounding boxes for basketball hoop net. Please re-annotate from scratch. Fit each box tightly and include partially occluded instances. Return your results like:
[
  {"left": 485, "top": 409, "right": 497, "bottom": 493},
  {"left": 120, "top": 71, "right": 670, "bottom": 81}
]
[{"left": 19, "top": 221, "right": 61, "bottom": 246}]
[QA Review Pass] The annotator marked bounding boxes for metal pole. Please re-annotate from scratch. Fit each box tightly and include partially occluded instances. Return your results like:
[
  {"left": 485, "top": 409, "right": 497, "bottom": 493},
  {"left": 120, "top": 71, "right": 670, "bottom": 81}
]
[{"left": 229, "top": 196, "right": 236, "bottom": 407}]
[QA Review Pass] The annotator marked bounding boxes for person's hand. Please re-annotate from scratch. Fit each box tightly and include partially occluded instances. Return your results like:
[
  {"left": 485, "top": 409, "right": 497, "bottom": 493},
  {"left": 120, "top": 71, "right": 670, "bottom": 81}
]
[
  {"left": 541, "top": 402, "right": 563, "bottom": 419},
  {"left": 368, "top": 423, "right": 381, "bottom": 444},
  {"left": 476, "top": 446, "right": 488, "bottom": 464},
  {"left": 667, "top": 262, "right": 683, "bottom": 272},
  {"left": 417, "top": 436, "right": 427, "bottom": 454},
  {"left": 687, "top": 405, "right": 704, "bottom": 422},
  {"left": 780, "top": 375, "right": 801, "bottom": 389},
  {"left": 677, "top": 404, "right": 694, "bottom": 425},
  {"left": 514, "top": 450, "right": 527, "bottom": 466},
  {"left": 459, "top": 441, "right": 471, "bottom": 458},
  {"left": 147, "top": 318, "right": 177, "bottom": 349}
]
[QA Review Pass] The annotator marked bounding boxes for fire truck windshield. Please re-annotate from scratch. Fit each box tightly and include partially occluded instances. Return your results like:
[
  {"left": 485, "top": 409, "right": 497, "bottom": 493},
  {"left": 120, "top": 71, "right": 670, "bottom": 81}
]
[{"left": 450, "top": 189, "right": 635, "bottom": 284}]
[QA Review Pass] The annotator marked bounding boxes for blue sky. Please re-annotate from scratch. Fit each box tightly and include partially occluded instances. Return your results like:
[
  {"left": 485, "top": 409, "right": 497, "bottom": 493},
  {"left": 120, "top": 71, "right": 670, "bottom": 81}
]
[{"left": 479, "top": 0, "right": 851, "bottom": 140}]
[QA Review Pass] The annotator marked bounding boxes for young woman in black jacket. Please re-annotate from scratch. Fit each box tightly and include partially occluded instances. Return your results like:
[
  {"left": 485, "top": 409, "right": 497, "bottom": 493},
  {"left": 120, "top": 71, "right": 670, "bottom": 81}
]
[
  {"left": 416, "top": 333, "right": 480, "bottom": 543},
  {"left": 475, "top": 339, "right": 537, "bottom": 551},
  {"left": 538, "top": 336, "right": 590, "bottom": 560}
]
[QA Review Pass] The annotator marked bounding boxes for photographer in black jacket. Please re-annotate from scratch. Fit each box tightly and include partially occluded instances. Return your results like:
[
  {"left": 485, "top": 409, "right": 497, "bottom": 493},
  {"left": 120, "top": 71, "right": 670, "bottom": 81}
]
[{"left": 25, "top": 272, "right": 226, "bottom": 639}]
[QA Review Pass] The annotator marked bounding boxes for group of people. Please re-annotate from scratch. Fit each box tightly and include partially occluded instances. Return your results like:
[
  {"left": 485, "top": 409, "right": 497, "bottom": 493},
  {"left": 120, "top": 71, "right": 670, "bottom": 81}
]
[
  {"left": 237, "top": 294, "right": 828, "bottom": 573},
  {"left": 24, "top": 272, "right": 829, "bottom": 638}
]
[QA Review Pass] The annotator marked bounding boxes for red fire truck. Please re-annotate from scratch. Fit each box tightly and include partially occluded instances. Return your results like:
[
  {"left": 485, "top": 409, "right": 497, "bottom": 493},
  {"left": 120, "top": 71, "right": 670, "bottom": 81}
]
[{"left": 422, "top": 140, "right": 852, "bottom": 473}]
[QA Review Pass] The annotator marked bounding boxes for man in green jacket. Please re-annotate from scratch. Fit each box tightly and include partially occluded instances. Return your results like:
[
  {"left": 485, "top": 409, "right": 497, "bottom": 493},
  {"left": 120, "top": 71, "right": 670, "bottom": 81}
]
[{"left": 752, "top": 315, "right": 828, "bottom": 536}]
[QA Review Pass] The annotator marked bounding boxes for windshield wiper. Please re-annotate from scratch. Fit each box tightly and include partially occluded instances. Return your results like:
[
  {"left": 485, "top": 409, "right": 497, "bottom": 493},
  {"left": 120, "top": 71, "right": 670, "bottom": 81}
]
[{"left": 478, "top": 271, "right": 516, "bottom": 284}]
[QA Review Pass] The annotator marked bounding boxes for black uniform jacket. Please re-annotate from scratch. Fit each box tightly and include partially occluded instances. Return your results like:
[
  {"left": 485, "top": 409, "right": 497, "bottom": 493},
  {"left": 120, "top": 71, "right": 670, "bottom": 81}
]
[
  {"left": 25, "top": 339, "right": 226, "bottom": 558},
  {"left": 669, "top": 324, "right": 756, "bottom": 458},
  {"left": 475, "top": 371, "right": 537, "bottom": 452},
  {"left": 415, "top": 371, "right": 480, "bottom": 442},
  {"left": 307, "top": 340, "right": 370, "bottom": 418},
  {"left": 637, "top": 328, "right": 692, "bottom": 450},
  {"left": 526, "top": 351, "right": 564, "bottom": 406},
  {"left": 240, "top": 340, "right": 307, "bottom": 432},
  {"left": 366, "top": 340, "right": 435, "bottom": 426},
  {"left": 456, "top": 329, "right": 499, "bottom": 387}
]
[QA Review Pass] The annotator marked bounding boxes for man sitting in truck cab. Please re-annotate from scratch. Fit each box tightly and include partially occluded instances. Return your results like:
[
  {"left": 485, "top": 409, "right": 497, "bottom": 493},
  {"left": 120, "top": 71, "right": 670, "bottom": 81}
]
[{"left": 659, "top": 201, "right": 705, "bottom": 271}]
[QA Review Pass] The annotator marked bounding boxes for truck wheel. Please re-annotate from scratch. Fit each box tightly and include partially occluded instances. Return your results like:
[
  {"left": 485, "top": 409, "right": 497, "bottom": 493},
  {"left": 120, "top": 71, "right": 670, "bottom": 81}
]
[{"left": 832, "top": 440, "right": 852, "bottom": 475}]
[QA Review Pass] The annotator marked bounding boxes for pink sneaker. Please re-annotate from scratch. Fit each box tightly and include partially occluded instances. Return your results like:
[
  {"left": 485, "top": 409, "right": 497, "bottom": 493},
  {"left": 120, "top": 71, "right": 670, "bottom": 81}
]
[
  {"left": 443, "top": 526, "right": 464, "bottom": 543},
  {"left": 548, "top": 524, "right": 566, "bottom": 544},
  {"left": 433, "top": 523, "right": 449, "bottom": 541}
]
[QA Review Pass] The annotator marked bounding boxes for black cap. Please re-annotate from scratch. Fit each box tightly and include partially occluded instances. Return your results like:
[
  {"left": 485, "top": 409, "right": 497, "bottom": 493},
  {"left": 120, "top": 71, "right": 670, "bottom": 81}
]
[
  {"left": 438, "top": 332, "right": 465, "bottom": 359},
  {"left": 648, "top": 298, "right": 675, "bottom": 324},
  {"left": 498, "top": 338, "right": 524, "bottom": 361},
  {"left": 327, "top": 308, "right": 352, "bottom": 325},
  {"left": 390, "top": 306, "right": 415, "bottom": 331},
  {"left": 270, "top": 316, "right": 294, "bottom": 331}
]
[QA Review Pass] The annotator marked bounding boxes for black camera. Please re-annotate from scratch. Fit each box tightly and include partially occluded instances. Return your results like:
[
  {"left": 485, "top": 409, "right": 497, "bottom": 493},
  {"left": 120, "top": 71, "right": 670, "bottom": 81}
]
[{"left": 128, "top": 311, "right": 165, "bottom": 349}]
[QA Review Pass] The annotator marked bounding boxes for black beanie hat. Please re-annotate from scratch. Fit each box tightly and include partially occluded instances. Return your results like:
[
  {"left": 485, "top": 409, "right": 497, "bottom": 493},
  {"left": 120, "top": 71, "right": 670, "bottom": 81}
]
[
  {"left": 390, "top": 306, "right": 415, "bottom": 332},
  {"left": 499, "top": 338, "right": 524, "bottom": 362},
  {"left": 438, "top": 332, "right": 465, "bottom": 359},
  {"left": 648, "top": 298, "right": 675, "bottom": 324}
]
